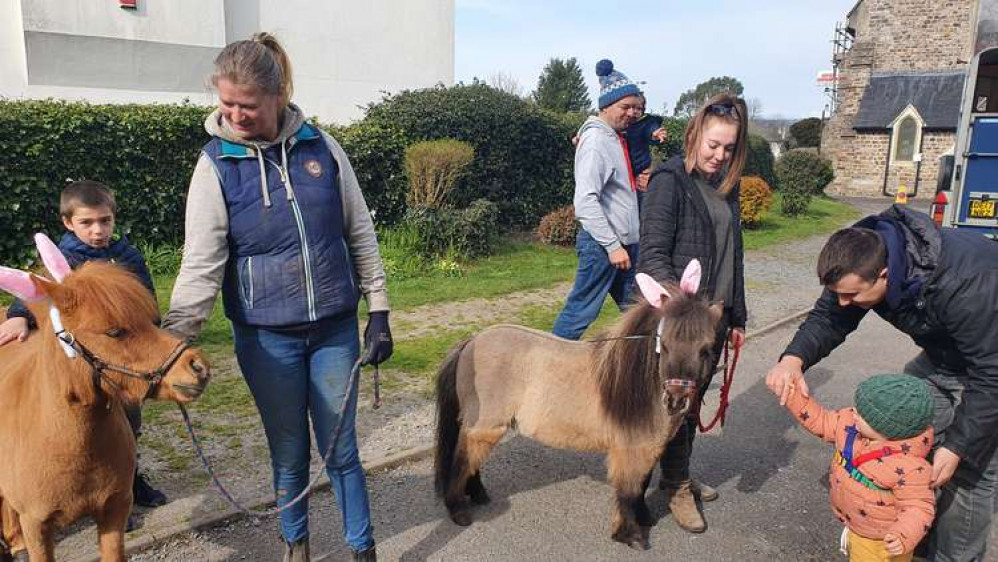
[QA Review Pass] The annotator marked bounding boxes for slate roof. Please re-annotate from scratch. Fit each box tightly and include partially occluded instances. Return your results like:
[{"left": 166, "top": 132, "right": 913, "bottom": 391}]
[{"left": 853, "top": 71, "right": 965, "bottom": 130}]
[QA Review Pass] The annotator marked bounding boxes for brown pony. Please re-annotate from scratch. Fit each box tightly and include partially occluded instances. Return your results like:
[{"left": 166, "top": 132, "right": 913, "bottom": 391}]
[
  {"left": 434, "top": 264, "right": 722, "bottom": 549},
  {"left": 0, "top": 235, "right": 210, "bottom": 562}
]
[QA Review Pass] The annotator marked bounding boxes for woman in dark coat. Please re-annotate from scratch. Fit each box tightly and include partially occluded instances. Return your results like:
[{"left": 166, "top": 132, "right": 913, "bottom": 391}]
[{"left": 637, "top": 93, "right": 749, "bottom": 533}]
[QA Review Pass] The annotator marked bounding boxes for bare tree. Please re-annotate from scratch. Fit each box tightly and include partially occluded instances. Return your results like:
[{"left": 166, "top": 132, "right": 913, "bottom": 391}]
[
  {"left": 747, "top": 97, "right": 764, "bottom": 121},
  {"left": 487, "top": 72, "right": 525, "bottom": 98}
]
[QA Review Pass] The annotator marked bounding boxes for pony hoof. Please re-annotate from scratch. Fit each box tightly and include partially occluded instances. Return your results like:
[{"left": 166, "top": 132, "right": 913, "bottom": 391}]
[
  {"left": 468, "top": 490, "right": 491, "bottom": 505},
  {"left": 449, "top": 510, "right": 473, "bottom": 527},
  {"left": 612, "top": 531, "right": 649, "bottom": 550}
]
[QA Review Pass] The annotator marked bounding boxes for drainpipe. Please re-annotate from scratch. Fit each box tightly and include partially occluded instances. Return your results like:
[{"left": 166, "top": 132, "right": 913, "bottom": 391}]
[{"left": 882, "top": 130, "right": 894, "bottom": 197}]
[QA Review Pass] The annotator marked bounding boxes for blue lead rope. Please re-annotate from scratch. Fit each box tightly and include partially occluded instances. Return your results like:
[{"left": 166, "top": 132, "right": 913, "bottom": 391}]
[{"left": 178, "top": 359, "right": 364, "bottom": 516}]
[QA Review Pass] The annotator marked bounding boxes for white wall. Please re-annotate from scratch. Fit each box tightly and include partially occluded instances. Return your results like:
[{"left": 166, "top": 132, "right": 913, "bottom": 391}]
[
  {"left": 229, "top": 0, "right": 455, "bottom": 122},
  {"left": 0, "top": 0, "right": 455, "bottom": 123},
  {"left": 20, "top": 0, "right": 225, "bottom": 46}
]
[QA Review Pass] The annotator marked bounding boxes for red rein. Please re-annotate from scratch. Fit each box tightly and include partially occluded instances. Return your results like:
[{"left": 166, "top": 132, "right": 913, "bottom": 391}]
[{"left": 697, "top": 338, "right": 741, "bottom": 433}]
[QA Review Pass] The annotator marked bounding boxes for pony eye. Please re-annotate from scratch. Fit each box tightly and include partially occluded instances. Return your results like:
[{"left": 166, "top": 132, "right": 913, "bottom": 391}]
[{"left": 105, "top": 328, "right": 126, "bottom": 339}]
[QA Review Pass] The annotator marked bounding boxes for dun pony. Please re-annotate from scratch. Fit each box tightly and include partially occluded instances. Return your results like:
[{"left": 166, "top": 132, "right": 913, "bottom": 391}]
[{"left": 434, "top": 263, "right": 722, "bottom": 549}]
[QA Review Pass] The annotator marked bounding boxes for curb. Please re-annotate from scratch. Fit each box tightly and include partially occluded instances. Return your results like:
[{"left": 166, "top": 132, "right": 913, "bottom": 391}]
[
  {"left": 74, "top": 308, "right": 812, "bottom": 561},
  {"left": 744, "top": 307, "right": 811, "bottom": 342},
  {"left": 71, "top": 445, "right": 435, "bottom": 562}
]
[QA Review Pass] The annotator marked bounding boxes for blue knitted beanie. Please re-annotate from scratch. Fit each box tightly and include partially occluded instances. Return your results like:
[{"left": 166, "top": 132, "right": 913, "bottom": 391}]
[{"left": 596, "top": 59, "right": 641, "bottom": 109}]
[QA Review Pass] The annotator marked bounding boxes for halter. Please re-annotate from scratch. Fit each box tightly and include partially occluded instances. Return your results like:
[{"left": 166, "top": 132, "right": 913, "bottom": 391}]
[
  {"left": 50, "top": 306, "right": 191, "bottom": 402},
  {"left": 588, "top": 319, "right": 696, "bottom": 390}
]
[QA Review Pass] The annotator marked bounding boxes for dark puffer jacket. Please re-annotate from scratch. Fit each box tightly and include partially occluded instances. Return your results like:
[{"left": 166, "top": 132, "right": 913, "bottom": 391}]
[
  {"left": 784, "top": 206, "right": 998, "bottom": 469},
  {"left": 6, "top": 232, "right": 156, "bottom": 328},
  {"left": 637, "top": 155, "right": 747, "bottom": 328}
]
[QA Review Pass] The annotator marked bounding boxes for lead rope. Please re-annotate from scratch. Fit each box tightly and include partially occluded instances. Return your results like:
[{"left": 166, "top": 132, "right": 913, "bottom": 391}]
[
  {"left": 697, "top": 336, "right": 741, "bottom": 433},
  {"left": 178, "top": 359, "right": 365, "bottom": 516}
]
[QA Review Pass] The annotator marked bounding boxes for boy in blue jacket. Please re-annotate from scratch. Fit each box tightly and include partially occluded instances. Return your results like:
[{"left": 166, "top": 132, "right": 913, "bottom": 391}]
[{"left": 0, "top": 180, "right": 167, "bottom": 510}]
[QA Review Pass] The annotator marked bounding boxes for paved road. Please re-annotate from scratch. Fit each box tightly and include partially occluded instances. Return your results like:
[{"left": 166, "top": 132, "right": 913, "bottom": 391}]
[{"left": 130, "top": 315, "right": 998, "bottom": 561}]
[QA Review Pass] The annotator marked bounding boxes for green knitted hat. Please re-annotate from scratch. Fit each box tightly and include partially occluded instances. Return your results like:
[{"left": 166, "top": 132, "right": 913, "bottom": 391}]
[{"left": 854, "top": 374, "right": 934, "bottom": 440}]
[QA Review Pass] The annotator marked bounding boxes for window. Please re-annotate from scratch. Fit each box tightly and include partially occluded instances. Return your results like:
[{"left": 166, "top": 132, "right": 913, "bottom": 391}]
[
  {"left": 890, "top": 106, "right": 924, "bottom": 163},
  {"left": 894, "top": 116, "right": 918, "bottom": 161}
]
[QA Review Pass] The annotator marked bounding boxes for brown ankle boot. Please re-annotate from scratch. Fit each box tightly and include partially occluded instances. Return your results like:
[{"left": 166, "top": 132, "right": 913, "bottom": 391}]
[
  {"left": 664, "top": 480, "right": 706, "bottom": 533},
  {"left": 660, "top": 477, "right": 719, "bottom": 502},
  {"left": 692, "top": 480, "right": 718, "bottom": 502}
]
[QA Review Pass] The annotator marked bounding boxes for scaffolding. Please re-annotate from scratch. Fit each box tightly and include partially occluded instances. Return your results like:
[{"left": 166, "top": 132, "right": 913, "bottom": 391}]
[{"left": 826, "top": 21, "right": 855, "bottom": 114}]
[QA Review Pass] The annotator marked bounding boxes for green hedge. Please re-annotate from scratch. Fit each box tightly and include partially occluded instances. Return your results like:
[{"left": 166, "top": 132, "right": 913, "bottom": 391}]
[
  {"left": 0, "top": 100, "right": 210, "bottom": 266},
  {"left": 1, "top": 86, "right": 581, "bottom": 266},
  {"left": 327, "top": 120, "right": 409, "bottom": 225},
  {"left": 363, "top": 83, "right": 579, "bottom": 227}
]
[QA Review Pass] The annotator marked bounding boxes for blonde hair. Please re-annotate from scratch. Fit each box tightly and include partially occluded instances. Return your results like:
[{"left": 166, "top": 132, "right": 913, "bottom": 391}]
[
  {"left": 211, "top": 32, "right": 293, "bottom": 106},
  {"left": 683, "top": 93, "right": 748, "bottom": 196}
]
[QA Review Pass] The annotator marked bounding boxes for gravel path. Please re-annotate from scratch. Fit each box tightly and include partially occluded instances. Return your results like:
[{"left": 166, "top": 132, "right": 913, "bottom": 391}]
[{"left": 58, "top": 198, "right": 892, "bottom": 561}]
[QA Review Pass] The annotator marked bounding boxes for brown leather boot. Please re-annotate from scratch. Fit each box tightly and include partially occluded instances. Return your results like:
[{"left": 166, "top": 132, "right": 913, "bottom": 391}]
[
  {"left": 659, "top": 476, "right": 718, "bottom": 502},
  {"left": 664, "top": 480, "right": 706, "bottom": 533},
  {"left": 692, "top": 480, "right": 718, "bottom": 502}
]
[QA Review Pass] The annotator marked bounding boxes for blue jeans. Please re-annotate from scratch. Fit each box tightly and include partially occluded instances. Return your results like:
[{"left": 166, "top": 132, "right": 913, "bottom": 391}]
[
  {"left": 904, "top": 352, "right": 998, "bottom": 562},
  {"left": 552, "top": 229, "right": 638, "bottom": 340},
  {"left": 232, "top": 314, "right": 374, "bottom": 551}
]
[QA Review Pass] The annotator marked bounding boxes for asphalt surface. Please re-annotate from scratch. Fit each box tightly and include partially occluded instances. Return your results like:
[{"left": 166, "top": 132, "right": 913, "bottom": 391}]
[{"left": 128, "top": 314, "right": 998, "bottom": 561}]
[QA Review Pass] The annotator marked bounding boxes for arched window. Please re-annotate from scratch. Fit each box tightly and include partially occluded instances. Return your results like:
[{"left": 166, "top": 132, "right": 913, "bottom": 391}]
[
  {"left": 891, "top": 106, "right": 924, "bottom": 163},
  {"left": 894, "top": 117, "right": 918, "bottom": 161}
]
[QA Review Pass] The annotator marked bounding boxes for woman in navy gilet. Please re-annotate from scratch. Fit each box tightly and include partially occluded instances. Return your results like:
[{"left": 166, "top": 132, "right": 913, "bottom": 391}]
[{"left": 163, "top": 33, "right": 391, "bottom": 562}]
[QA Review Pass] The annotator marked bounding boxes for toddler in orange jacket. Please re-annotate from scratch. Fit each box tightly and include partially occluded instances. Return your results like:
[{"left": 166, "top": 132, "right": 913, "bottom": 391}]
[{"left": 784, "top": 373, "right": 935, "bottom": 561}]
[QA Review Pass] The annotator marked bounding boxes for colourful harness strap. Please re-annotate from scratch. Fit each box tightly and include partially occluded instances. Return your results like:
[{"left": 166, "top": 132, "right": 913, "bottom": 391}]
[{"left": 835, "top": 426, "right": 897, "bottom": 491}]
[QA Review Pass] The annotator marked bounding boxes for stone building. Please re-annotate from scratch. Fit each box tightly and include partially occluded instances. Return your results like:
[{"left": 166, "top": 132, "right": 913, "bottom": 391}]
[{"left": 821, "top": 0, "right": 976, "bottom": 198}]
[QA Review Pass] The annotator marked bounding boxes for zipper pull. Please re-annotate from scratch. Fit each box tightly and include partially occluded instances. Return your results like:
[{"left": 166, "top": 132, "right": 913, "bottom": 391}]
[{"left": 281, "top": 166, "right": 294, "bottom": 201}]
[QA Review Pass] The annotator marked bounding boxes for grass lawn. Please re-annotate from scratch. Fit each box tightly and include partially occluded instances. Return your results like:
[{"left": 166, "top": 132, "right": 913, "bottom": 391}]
[{"left": 742, "top": 194, "right": 859, "bottom": 250}]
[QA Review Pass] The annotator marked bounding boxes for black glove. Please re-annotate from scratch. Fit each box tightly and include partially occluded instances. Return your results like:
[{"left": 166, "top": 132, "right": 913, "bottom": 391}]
[{"left": 361, "top": 311, "right": 393, "bottom": 366}]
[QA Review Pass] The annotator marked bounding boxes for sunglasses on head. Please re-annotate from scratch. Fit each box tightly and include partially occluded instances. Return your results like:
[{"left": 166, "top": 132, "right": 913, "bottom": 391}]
[{"left": 707, "top": 103, "right": 740, "bottom": 118}]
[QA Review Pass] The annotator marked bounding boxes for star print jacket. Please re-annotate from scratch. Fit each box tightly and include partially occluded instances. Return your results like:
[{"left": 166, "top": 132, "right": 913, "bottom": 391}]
[{"left": 785, "top": 376, "right": 935, "bottom": 553}]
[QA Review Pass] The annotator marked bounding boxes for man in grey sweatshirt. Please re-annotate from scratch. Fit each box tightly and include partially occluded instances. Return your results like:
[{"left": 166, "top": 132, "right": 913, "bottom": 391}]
[{"left": 553, "top": 59, "right": 643, "bottom": 339}]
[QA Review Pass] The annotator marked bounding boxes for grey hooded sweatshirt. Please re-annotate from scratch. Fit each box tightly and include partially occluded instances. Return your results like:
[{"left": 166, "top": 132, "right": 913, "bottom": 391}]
[
  {"left": 162, "top": 105, "right": 389, "bottom": 340},
  {"left": 573, "top": 116, "right": 640, "bottom": 254}
]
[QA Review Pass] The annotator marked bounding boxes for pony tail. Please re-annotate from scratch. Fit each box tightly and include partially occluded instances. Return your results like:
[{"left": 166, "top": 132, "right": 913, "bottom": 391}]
[
  {"left": 434, "top": 337, "right": 471, "bottom": 497},
  {"left": 251, "top": 32, "right": 294, "bottom": 105}
]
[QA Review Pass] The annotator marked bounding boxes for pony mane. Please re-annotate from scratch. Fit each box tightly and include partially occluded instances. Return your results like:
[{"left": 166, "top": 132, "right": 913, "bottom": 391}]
[
  {"left": 51, "top": 261, "right": 159, "bottom": 332},
  {"left": 592, "top": 299, "right": 665, "bottom": 432},
  {"left": 593, "top": 286, "right": 713, "bottom": 431}
]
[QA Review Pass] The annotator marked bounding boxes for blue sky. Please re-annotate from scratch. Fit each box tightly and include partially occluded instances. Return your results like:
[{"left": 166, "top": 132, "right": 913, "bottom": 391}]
[{"left": 455, "top": 0, "right": 858, "bottom": 119}]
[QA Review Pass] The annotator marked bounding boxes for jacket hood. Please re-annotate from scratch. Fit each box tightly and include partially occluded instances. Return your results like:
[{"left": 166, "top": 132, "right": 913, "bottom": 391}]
[
  {"left": 204, "top": 103, "right": 307, "bottom": 149},
  {"left": 854, "top": 206, "right": 941, "bottom": 308},
  {"left": 577, "top": 116, "right": 618, "bottom": 140},
  {"left": 58, "top": 232, "right": 131, "bottom": 260},
  {"left": 204, "top": 103, "right": 309, "bottom": 208}
]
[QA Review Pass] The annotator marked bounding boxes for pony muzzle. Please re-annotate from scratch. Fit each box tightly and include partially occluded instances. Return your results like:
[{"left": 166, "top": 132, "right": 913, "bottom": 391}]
[
  {"left": 167, "top": 352, "right": 211, "bottom": 401},
  {"left": 663, "top": 378, "right": 697, "bottom": 415}
]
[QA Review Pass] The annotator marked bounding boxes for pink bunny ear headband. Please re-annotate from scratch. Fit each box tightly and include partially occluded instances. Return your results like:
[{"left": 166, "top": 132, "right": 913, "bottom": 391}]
[
  {"left": 0, "top": 234, "right": 76, "bottom": 357},
  {"left": 635, "top": 260, "right": 702, "bottom": 354},
  {"left": 635, "top": 259, "right": 702, "bottom": 309}
]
